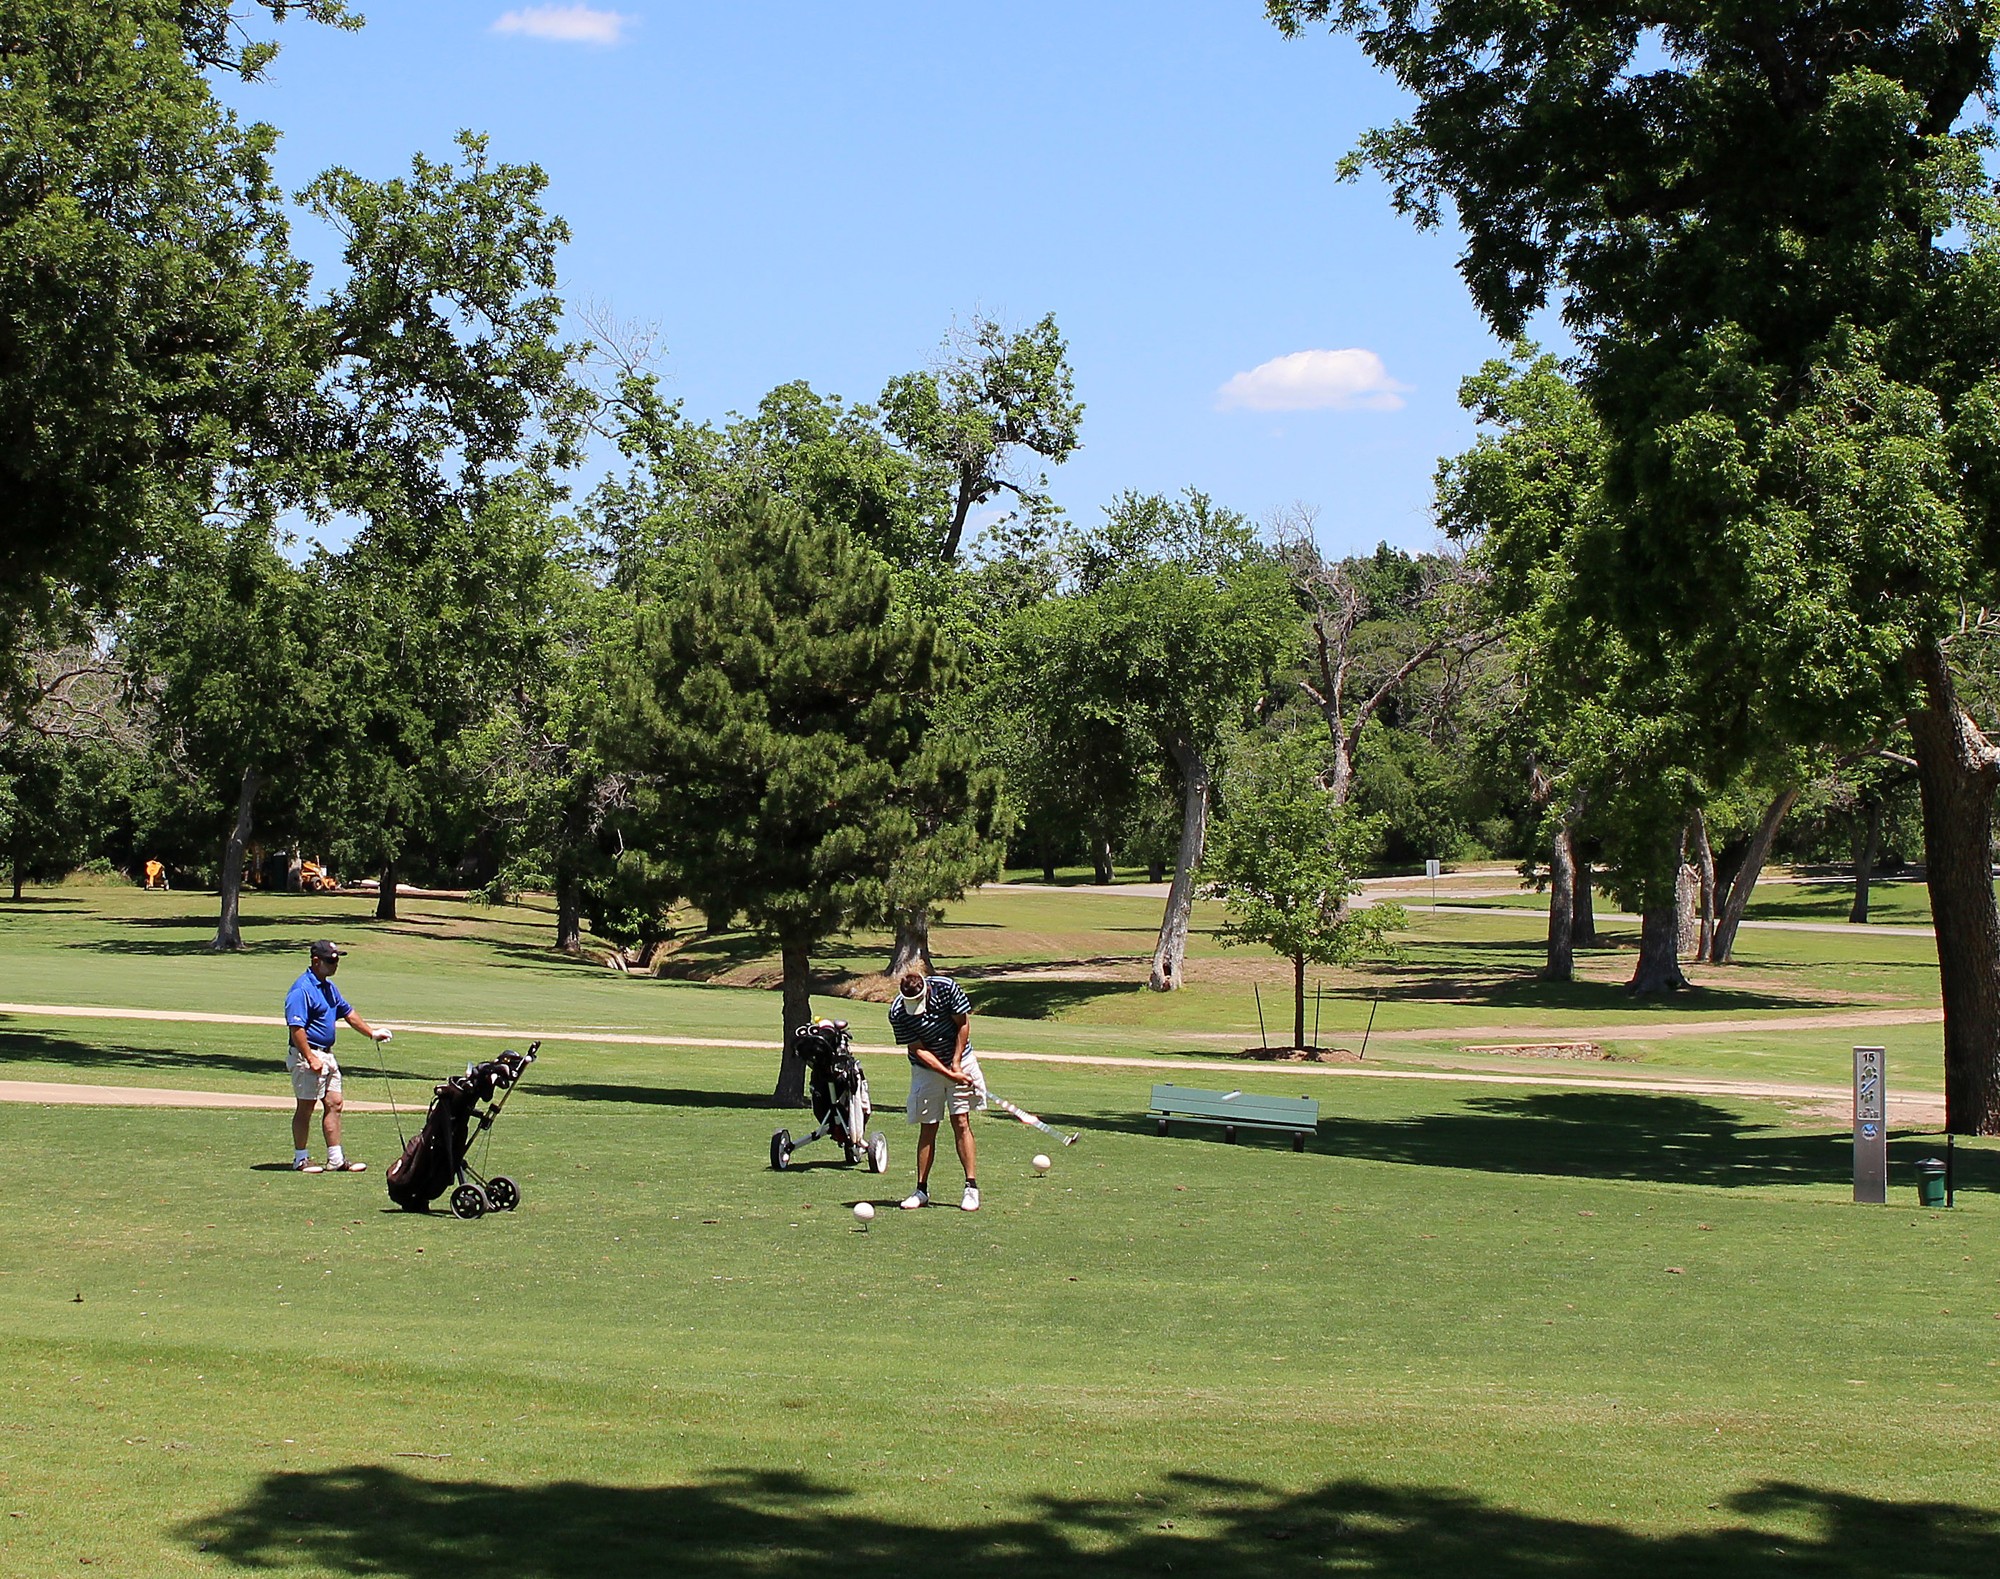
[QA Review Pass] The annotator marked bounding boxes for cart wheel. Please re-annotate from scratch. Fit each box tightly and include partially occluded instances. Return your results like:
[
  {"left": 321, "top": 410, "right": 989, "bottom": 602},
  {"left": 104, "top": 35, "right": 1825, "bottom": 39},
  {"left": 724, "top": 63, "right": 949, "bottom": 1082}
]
[
  {"left": 770, "top": 1130, "right": 792, "bottom": 1172},
  {"left": 486, "top": 1175, "right": 521, "bottom": 1211},
  {"left": 450, "top": 1183, "right": 489, "bottom": 1220},
  {"left": 867, "top": 1132, "right": 889, "bottom": 1174}
]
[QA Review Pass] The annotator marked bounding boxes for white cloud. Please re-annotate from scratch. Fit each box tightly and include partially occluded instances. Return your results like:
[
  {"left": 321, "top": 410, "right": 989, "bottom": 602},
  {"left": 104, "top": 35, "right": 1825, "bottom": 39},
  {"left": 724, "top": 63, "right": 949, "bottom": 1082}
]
[
  {"left": 492, "top": 5, "right": 635, "bottom": 45},
  {"left": 1215, "top": 348, "right": 1410, "bottom": 412}
]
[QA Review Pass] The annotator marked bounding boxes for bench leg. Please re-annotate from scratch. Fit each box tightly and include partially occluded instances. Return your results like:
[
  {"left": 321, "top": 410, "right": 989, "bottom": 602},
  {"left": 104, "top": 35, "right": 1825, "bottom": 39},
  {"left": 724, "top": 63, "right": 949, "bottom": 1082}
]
[
  {"left": 1292, "top": 1132, "right": 1306, "bottom": 1152},
  {"left": 1224, "top": 1125, "right": 1236, "bottom": 1144},
  {"left": 1156, "top": 1117, "right": 1169, "bottom": 1137}
]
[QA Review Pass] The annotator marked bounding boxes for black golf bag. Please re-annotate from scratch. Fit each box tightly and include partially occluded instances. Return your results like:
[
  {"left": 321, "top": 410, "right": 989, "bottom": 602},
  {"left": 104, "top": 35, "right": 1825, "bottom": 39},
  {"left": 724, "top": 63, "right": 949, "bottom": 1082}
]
[
  {"left": 770, "top": 1019, "right": 888, "bottom": 1173},
  {"left": 387, "top": 1043, "right": 538, "bottom": 1219}
]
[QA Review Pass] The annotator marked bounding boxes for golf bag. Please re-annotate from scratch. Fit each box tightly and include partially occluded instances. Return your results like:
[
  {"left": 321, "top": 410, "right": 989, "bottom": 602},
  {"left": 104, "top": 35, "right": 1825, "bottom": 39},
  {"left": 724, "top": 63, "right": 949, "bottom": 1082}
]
[
  {"left": 387, "top": 1043, "right": 538, "bottom": 1219},
  {"left": 770, "top": 1019, "right": 888, "bottom": 1173}
]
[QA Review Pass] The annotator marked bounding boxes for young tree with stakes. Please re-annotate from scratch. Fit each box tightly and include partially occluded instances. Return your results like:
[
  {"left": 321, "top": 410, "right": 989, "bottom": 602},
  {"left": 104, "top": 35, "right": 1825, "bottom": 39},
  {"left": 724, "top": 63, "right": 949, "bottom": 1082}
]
[{"left": 1208, "top": 732, "right": 1402, "bottom": 1047}]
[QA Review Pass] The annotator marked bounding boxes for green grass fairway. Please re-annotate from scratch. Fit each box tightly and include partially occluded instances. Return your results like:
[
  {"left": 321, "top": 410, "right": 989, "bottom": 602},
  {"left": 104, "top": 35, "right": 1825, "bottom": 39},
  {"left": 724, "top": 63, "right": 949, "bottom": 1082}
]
[
  {"left": 4, "top": 881, "right": 1996, "bottom": 1575},
  {"left": 3, "top": 1060, "right": 1997, "bottom": 1577}
]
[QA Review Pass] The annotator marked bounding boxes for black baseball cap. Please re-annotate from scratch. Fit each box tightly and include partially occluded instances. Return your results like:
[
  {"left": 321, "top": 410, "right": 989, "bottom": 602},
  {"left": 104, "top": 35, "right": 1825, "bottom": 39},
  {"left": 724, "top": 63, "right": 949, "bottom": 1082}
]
[{"left": 309, "top": 939, "right": 343, "bottom": 961}]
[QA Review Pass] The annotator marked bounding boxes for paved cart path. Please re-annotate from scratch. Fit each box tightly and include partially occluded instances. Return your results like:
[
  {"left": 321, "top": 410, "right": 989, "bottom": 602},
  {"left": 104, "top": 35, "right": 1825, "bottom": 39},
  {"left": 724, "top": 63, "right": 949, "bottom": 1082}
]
[{"left": 0, "top": 999, "right": 1944, "bottom": 1125}]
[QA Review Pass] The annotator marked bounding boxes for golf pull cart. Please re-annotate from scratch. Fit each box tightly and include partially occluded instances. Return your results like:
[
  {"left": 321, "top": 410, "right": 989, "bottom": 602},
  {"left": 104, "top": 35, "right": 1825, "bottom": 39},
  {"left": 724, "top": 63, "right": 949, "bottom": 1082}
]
[
  {"left": 771, "top": 1019, "right": 889, "bottom": 1175},
  {"left": 386, "top": 1042, "right": 539, "bottom": 1219}
]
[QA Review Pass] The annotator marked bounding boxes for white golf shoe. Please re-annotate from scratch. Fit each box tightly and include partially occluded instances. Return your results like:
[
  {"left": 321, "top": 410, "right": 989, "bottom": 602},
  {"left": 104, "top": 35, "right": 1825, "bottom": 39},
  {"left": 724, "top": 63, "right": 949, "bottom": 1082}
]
[
  {"left": 899, "top": 1187, "right": 929, "bottom": 1210},
  {"left": 960, "top": 1184, "right": 980, "bottom": 1212}
]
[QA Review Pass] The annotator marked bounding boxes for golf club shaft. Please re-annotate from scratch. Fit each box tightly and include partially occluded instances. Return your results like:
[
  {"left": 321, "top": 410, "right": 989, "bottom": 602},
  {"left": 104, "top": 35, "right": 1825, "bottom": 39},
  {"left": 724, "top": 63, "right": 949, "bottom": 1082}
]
[{"left": 982, "top": 1088, "right": 1078, "bottom": 1145}]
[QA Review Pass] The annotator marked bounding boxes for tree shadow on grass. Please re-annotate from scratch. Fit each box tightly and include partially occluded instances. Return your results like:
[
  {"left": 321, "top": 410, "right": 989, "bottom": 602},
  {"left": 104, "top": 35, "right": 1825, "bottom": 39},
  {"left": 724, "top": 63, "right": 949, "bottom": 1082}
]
[
  {"left": 178, "top": 1467, "right": 1999, "bottom": 1578},
  {"left": 1350, "top": 944, "right": 1858, "bottom": 1015},
  {"left": 0, "top": 1028, "right": 444, "bottom": 1087},
  {"left": 960, "top": 978, "right": 1145, "bottom": 1020},
  {"left": 1315, "top": 1092, "right": 2000, "bottom": 1192},
  {"left": 530, "top": 1080, "right": 764, "bottom": 1111},
  {"left": 1046, "top": 1090, "right": 1997, "bottom": 1193}
]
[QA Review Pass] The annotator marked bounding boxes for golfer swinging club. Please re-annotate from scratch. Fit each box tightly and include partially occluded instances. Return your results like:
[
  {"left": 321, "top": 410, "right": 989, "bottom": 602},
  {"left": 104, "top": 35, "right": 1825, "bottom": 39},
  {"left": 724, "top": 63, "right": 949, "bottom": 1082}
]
[
  {"left": 285, "top": 939, "right": 391, "bottom": 1173},
  {"left": 888, "top": 968, "right": 983, "bottom": 1211}
]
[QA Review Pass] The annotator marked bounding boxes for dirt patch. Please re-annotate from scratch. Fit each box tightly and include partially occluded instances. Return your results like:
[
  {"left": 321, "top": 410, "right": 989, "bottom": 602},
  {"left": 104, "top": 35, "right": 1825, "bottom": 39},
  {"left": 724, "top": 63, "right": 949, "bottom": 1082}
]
[
  {"left": 1239, "top": 1046, "right": 1362, "bottom": 1063},
  {"left": 1460, "top": 1041, "right": 1607, "bottom": 1060}
]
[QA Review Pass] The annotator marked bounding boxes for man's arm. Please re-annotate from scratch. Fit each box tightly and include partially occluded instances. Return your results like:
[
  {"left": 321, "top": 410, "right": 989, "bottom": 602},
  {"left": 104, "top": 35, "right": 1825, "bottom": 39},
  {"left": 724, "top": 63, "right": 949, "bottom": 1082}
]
[
  {"left": 289, "top": 1023, "right": 322, "bottom": 1071},
  {"left": 907, "top": 1038, "right": 975, "bottom": 1085},
  {"left": 342, "top": 1009, "right": 388, "bottom": 1042}
]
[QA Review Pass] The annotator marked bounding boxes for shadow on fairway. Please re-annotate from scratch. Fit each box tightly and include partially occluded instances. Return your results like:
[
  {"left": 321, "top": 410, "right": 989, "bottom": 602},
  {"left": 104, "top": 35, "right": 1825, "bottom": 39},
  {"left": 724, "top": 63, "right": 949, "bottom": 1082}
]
[
  {"left": 531, "top": 1080, "right": 760, "bottom": 1110},
  {"left": 0, "top": 1028, "right": 438, "bottom": 1086},
  {"left": 1356, "top": 945, "right": 1857, "bottom": 1016},
  {"left": 181, "top": 1468, "right": 1999, "bottom": 1578},
  {"left": 1307, "top": 1091, "right": 1999, "bottom": 1192},
  {"left": 962, "top": 977, "right": 1143, "bottom": 1019}
]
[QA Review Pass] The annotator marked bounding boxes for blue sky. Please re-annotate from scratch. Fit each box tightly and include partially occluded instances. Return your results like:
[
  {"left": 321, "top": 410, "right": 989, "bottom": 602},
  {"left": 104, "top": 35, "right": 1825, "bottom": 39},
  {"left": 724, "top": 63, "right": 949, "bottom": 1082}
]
[{"left": 221, "top": 2, "right": 1519, "bottom": 557}]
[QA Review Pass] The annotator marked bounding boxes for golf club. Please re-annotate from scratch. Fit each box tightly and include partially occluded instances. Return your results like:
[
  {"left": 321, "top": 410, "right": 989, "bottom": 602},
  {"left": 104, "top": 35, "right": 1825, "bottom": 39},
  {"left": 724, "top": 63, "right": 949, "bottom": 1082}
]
[{"left": 980, "top": 1086, "right": 1079, "bottom": 1146}]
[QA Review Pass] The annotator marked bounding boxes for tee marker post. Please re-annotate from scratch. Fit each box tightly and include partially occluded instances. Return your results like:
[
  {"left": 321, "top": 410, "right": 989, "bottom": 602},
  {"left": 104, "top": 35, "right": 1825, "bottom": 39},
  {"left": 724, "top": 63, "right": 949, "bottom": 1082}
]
[{"left": 1853, "top": 1045, "right": 1887, "bottom": 1204}]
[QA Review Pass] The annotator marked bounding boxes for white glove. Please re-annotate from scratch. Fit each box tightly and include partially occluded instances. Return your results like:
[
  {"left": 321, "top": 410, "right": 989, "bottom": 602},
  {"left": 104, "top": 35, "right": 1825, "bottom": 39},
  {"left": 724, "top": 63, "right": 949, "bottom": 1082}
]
[{"left": 374, "top": 1028, "right": 393, "bottom": 1044}]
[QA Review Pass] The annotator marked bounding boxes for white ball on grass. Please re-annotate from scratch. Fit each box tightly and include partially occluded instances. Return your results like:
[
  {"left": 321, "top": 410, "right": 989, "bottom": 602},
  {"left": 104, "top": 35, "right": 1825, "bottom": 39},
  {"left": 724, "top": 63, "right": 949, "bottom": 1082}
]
[
  {"left": 853, "top": 1201, "right": 875, "bottom": 1223},
  {"left": 1032, "top": 1154, "right": 1051, "bottom": 1174}
]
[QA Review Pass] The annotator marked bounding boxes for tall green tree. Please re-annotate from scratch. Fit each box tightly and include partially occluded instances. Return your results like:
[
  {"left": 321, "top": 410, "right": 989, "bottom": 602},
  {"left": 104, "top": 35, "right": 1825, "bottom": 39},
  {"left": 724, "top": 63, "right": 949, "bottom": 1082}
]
[
  {"left": 124, "top": 520, "right": 334, "bottom": 949},
  {"left": 0, "top": 0, "right": 354, "bottom": 627},
  {"left": 1278, "top": 3, "right": 2000, "bottom": 1121},
  {"left": 880, "top": 314, "right": 1084, "bottom": 560},
  {"left": 601, "top": 494, "right": 1003, "bottom": 1106},
  {"left": 1031, "top": 494, "right": 1297, "bottom": 990}
]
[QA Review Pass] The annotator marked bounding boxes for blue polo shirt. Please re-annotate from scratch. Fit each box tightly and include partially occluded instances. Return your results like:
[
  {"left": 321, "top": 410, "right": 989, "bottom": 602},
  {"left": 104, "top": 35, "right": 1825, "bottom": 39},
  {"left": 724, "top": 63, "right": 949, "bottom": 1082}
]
[
  {"left": 887, "top": 976, "right": 973, "bottom": 1068},
  {"left": 285, "top": 968, "right": 353, "bottom": 1050}
]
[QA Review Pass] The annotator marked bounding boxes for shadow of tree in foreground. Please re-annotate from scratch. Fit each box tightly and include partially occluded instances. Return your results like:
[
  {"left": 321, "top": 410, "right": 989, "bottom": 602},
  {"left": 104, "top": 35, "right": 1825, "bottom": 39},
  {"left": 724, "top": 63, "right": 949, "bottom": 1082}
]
[{"left": 180, "top": 1468, "right": 1996, "bottom": 1578}]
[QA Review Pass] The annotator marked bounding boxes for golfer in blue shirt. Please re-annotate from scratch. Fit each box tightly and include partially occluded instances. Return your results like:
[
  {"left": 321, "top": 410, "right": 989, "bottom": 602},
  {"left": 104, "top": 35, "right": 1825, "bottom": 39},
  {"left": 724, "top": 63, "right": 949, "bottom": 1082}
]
[{"left": 285, "top": 939, "right": 390, "bottom": 1173}]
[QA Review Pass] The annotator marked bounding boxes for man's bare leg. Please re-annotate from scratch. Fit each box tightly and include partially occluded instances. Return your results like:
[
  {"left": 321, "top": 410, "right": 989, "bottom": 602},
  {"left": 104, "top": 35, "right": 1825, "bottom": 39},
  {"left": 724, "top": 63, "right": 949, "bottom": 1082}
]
[
  {"left": 292, "top": 1099, "right": 316, "bottom": 1151},
  {"left": 915, "top": 1119, "right": 939, "bottom": 1187},
  {"left": 320, "top": 1094, "right": 343, "bottom": 1151},
  {"left": 950, "top": 1111, "right": 975, "bottom": 1180}
]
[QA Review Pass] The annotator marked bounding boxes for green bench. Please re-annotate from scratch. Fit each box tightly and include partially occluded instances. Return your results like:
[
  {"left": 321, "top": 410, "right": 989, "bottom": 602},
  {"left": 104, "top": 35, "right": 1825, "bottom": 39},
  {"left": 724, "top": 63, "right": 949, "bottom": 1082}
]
[{"left": 1148, "top": 1083, "right": 1319, "bottom": 1151}]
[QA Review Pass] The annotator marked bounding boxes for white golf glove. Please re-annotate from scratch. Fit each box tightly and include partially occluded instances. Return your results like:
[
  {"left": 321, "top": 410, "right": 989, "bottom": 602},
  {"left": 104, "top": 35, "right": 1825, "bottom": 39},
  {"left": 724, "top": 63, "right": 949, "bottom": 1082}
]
[{"left": 374, "top": 1028, "right": 393, "bottom": 1044}]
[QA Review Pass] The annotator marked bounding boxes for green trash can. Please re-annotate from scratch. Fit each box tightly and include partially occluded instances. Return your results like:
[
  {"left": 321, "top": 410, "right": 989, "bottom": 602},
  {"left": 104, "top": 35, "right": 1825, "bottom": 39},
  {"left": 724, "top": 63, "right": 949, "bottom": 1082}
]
[{"left": 1914, "top": 1157, "right": 1948, "bottom": 1208}]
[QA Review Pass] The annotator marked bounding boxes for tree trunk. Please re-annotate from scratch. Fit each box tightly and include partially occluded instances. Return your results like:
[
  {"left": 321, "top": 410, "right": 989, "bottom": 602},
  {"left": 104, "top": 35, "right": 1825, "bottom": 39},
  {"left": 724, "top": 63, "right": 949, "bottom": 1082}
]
[
  {"left": 1709, "top": 787, "right": 1798, "bottom": 964},
  {"left": 554, "top": 864, "right": 583, "bottom": 955},
  {"left": 772, "top": 936, "right": 814, "bottom": 1107},
  {"left": 1850, "top": 801, "right": 1883, "bottom": 925},
  {"left": 1149, "top": 737, "right": 1211, "bottom": 992},
  {"left": 1628, "top": 902, "right": 1690, "bottom": 994},
  {"left": 211, "top": 766, "right": 260, "bottom": 952},
  {"left": 10, "top": 860, "right": 22, "bottom": 903},
  {"left": 375, "top": 859, "right": 397, "bottom": 922},
  {"left": 1906, "top": 639, "right": 2000, "bottom": 1134},
  {"left": 1675, "top": 859, "right": 1701, "bottom": 962},
  {"left": 1092, "top": 830, "right": 1114, "bottom": 886},
  {"left": 1543, "top": 818, "right": 1576, "bottom": 982},
  {"left": 1041, "top": 857, "right": 1056, "bottom": 884},
  {"left": 1148, "top": 859, "right": 1165, "bottom": 883},
  {"left": 1572, "top": 857, "right": 1598, "bottom": 946},
  {"left": 1292, "top": 951, "right": 1307, "bottom": 1048},
  {"left": 1691, "top": 812, "right": 1717, "bottom": 962},
  {"left": 887, "top": 906, "right": 933, "bottom": 976}
]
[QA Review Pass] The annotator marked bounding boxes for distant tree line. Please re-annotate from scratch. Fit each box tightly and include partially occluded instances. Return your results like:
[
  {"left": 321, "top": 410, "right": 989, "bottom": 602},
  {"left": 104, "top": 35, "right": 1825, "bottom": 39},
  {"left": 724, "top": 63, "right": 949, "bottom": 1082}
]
[{"left": 6, "top": 3, "right": 1994, "bottom": 1124}]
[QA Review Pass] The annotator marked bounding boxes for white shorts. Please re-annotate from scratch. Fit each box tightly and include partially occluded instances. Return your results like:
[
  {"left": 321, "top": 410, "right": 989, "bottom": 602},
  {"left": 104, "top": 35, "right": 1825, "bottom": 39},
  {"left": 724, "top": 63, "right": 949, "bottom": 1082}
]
[
  {"left": 906, "top": 1053, "right": 985, "bottom": 1124},
  {"left": 286, "top": 1046, "right": 341, "bottom": 1102}
]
